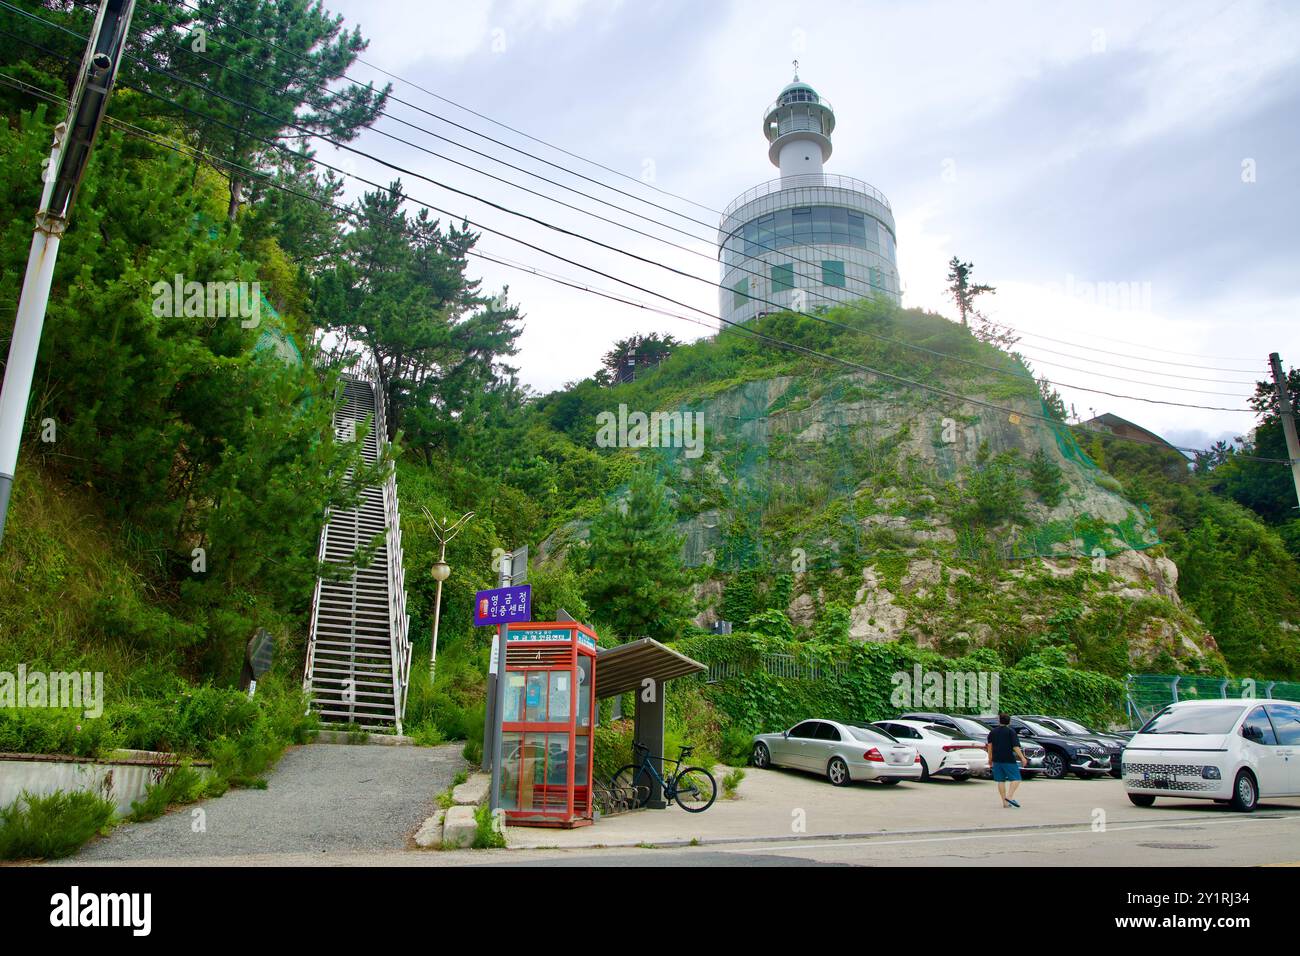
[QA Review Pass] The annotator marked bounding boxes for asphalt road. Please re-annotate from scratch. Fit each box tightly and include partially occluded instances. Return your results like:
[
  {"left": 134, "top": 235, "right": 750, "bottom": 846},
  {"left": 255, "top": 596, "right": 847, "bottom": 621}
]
[{"left": 64, "top": 742, "right": 465, "bottom": 863}]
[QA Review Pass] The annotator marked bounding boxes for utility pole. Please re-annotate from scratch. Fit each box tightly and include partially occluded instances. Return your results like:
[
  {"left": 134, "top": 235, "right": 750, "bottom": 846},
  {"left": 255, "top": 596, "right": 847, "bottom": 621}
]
[
  {"left": 1269, "top": 352, "right": 1300, "bottom": 512},
  {"left": 0, "top": 0, "right": 137, "bottom": 548}
]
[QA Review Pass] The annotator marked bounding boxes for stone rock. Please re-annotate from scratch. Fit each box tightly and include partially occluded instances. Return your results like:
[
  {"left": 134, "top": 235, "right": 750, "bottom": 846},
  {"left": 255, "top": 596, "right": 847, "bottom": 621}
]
[
  {"left": 1105, "top": 549, "right": 1181, "bottom": 603},
  {"left": 849, "top": 565, "right": 908, "bottom": 642},
  {"left": 414, "top": 810, "right": 445, "bottom": 848},
  {"left": 787, "top": 591, "right": 816, "bottom": 628},
  {"left": 442, "top": 805, "right": 477, "bottom": 848},
  {"left": 452, "top": 773, "right": 490, "bottom": 806}
]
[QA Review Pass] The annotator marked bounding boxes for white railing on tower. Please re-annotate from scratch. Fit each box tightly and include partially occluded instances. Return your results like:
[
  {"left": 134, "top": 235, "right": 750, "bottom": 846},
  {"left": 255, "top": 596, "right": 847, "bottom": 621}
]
[{"left": 720, "top": 173, "right": 892, "bottom": 220}]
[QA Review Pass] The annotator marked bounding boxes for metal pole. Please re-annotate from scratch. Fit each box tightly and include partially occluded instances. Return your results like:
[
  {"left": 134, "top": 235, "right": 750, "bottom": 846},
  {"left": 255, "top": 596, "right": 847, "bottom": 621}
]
[
  {"left": 481, "top": 553, "right": 510, "bottom": 771},
  {"left": 430, "top": 540, "right": 446, "bottom": 668},
  {"left": 0, "top": 0, "right": 136, "bottom": 550},
  {"left": 0, "top": 221, "right": 62, "bottom": 547},
  {"left": 1268, "top": 352, "right": 1300, "bottom": 511},
  {"left": 488, "top": 621, "right": 510, "bottom": 816}
]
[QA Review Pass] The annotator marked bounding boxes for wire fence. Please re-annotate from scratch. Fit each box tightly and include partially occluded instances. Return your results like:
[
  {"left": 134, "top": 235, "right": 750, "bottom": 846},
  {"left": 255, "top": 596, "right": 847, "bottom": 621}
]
[
  {"left": 704, "top": 653, "right": 850, "bottom": 684},
  {"left": 1124, "top": 673, "right": 1300, "bottom": 727}
]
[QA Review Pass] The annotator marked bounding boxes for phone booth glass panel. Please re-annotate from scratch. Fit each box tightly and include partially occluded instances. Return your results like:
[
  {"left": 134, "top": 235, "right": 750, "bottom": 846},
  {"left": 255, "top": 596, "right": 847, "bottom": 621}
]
[{"left": 496, "top": 622, "right": 598, "bottom": 827}]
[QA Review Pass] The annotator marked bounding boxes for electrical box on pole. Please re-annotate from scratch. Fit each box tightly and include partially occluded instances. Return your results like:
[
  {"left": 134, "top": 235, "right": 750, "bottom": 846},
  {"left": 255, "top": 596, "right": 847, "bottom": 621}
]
[{"left": 0, "top": 0, "right": 136, "bottom": 548}]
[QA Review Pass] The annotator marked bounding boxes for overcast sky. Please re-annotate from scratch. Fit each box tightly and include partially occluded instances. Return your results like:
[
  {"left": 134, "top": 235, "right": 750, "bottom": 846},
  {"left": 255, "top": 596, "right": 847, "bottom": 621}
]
[{"left": 321, "top": 0, "right": 1299, "bottom": 451}]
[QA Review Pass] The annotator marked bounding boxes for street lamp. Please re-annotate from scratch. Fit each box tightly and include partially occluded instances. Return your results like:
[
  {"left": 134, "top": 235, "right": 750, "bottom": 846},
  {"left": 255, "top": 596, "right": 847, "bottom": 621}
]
[{"left": 422, "top": 509, "right": 474, "bottom": 675}]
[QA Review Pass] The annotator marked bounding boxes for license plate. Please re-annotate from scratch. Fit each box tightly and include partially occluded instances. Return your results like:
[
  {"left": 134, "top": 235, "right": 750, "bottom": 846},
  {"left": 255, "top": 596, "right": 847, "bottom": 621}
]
[{"left": 1144, "top": 773, "right": 1170, "bottom": 788}]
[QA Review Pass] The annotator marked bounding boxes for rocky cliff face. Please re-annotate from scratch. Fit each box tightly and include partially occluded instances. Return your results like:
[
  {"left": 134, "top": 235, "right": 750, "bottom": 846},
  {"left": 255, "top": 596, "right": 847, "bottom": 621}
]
[{"left": 547, "top": 365, "right": 1221, "bottom": 672}]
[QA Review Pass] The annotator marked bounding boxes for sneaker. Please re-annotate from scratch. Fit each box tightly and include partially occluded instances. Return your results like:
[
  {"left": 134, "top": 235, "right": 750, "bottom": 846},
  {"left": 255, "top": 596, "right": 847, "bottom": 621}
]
[{"left": 1007, "top": 799, "right": 1021, "bottom": 808}]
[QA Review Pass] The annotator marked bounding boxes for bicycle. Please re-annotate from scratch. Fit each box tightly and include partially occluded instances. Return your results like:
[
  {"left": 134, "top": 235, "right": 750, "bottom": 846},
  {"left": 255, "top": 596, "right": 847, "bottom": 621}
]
[{"left": 611, "top": 742, "right": 717, "bottom": 813}]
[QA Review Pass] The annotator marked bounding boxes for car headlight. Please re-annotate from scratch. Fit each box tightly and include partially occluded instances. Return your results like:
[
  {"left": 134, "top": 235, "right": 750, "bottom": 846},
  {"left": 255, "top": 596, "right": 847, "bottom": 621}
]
[{"left": 1201, "top": 766, "right": 1221, "bottom": 780}]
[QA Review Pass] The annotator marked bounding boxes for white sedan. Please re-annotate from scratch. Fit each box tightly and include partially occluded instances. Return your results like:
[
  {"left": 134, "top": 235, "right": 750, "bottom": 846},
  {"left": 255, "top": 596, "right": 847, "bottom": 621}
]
[
  {"left": 873, "top": 719, "right": 991, "bottom": 781},
  {"left": 751, "top": 719, "right": 923, "bottom": 786}
]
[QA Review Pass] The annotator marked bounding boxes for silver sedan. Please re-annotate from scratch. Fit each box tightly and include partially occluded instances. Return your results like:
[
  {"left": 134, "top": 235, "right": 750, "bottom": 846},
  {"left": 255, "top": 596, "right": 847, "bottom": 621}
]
[{"left": 751, "top": 719, "right": 923, "bottom": 786}]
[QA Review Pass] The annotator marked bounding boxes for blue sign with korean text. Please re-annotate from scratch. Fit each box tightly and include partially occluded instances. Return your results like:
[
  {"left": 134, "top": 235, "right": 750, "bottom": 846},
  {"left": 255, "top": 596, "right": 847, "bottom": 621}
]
[{"left": 474, "top": 585, "right": 532, "bottom": 626}]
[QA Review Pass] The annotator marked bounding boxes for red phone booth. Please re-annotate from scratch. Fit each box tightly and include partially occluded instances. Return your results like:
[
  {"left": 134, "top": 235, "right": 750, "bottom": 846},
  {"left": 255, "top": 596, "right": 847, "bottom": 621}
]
[{"left": 496, "top": 621, "right": 598, "bottom": 828}]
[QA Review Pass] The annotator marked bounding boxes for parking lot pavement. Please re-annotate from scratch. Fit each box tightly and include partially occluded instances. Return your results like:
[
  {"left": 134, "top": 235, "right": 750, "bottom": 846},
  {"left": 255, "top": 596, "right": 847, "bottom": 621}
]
[{"left": 505, "top": 765, "right": 1300, "bottom": 850}]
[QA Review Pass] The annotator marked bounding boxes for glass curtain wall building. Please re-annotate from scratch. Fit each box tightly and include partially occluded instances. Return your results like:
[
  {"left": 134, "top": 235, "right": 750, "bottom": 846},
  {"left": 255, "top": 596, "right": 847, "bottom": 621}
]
[{"left": 718, "top": 73, "right": 900, "bottom": 325}]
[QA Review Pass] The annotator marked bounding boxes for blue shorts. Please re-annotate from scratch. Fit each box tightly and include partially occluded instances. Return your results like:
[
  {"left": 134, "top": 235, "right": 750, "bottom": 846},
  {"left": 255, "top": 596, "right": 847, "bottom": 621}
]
[{"left": 991, "top": 762, "right": 1022, "bottom": 782}]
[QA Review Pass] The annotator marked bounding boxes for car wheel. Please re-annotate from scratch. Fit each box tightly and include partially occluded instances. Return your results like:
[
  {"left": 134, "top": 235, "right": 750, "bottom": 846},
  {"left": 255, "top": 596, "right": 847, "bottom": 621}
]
[
  {"left": 751, "top": 742, "right": 770, "bottom": 769},
  {"left": 1229, "top": 771, "right": 1258, "bottom": 813},
  {"left": 918, "top": 757, "right": 931, "bottom": 782},
  {"left": 1042, "top": 752, "right": 1067, "bottom": 779},
  {"left": 1127, "top": 793, "right": 1156, "bottom": 807},
  {"left": 827, "top": 757, "right": 851, "bottom": 787}
]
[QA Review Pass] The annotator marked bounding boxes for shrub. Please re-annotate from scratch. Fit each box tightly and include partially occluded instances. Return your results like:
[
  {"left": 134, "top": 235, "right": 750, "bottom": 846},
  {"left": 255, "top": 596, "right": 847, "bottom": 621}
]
[
  {"left": 0, "top": 791, "right": 116, "bottom": 860},
  {"left": 722, "top": 768, "right": 746, "bottom": 799},
  {"left": 129, "top": 764, "right": 210, "bottom": 822}
]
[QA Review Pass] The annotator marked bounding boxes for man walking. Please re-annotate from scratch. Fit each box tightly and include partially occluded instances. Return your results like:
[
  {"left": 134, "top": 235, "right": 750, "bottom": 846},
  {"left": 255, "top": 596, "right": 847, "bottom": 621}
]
[{"left": 987, "top": 713, "right": 1028, "bottom": 808}]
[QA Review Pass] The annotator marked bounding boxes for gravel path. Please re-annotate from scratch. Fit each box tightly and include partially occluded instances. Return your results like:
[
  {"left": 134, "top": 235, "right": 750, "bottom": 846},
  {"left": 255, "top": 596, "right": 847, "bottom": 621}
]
[{"left": 70, "top": 742, "right": 466, "bottom": 862}]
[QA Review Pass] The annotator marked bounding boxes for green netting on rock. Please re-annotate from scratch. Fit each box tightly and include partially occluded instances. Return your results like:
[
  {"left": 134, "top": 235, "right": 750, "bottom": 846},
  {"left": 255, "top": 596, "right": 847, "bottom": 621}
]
[{"left": 645, "top": 371, "right": 1160, "bottom": 571}]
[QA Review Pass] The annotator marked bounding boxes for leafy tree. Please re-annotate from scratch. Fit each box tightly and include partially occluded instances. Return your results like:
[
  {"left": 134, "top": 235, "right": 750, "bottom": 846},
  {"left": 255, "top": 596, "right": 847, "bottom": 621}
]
[
  {"left": 945, "top": 256, "right": 995, "bottom": 329},
  {"left": 579, "top": 468, "right": 691, "bottom": 640}
]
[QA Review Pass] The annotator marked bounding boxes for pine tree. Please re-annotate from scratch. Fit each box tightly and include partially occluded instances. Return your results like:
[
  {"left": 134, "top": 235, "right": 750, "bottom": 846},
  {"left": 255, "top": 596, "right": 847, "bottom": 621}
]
[
  {"left": 581, "top": 468, "right": 692, "bottom": 640},
  {"left": 946, "top": 256, "right": 996, "bottom": 329},
  {"left": 313, "top": 182, "right": 520, "bottom": 445},
  {"left": 130, "top": 0, "right": 390, "bottom": 219}
]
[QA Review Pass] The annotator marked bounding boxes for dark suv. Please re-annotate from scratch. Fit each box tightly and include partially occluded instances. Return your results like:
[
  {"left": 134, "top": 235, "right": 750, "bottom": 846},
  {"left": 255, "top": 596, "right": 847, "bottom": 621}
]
[
  {"left": 1021, "top": 715, "right": 1126, "bottom": 777},
  {"left": 970, "top": 715, "right": 1112, "bottom": 779}
]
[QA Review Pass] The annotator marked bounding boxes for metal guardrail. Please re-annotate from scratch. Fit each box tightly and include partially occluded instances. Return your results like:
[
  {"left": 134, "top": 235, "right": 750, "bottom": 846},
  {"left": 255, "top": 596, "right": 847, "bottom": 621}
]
[
  {"left": 302, "top": 359, "right": 411, "bottom": 729},
  {"left": 764, "top": 92, "right": 832, "bottom": 117},
  {"left": 721, "top": 174, "right": 892, "bottom": 220},
  {"left": 356, "top": 359, "right": 412, "bottom": 725}
]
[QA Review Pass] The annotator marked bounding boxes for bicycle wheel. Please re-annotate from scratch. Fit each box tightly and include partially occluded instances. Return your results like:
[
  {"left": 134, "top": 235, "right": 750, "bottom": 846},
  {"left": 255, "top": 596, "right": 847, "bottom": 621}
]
[
  {"left": 611, "top": 764, "right": 650, "bottom": 807},
  {"left": 672, "top": 767, "right": 717, "bottom": 812}
]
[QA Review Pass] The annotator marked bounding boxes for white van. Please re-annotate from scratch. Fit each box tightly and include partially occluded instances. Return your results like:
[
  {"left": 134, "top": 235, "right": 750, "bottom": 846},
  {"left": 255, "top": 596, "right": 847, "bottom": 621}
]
[{"left": 1123, "top": 699, "right": 1300, "bottom": 812}]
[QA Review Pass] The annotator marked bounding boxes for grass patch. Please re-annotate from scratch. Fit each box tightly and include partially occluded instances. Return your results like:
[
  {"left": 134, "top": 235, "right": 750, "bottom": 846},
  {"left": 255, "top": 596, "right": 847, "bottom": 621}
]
[
  {"left": 722, "top": 767, "right": 746, "bottom": 799},
  {"left": 471, "top": 802, "right": 506, "bottom": 849},
  {"left": 128, "top": 763, "right": 212, "bottom": 823},
  {"left": 0, "top": 790, "right": 116, "bottom": 860}
]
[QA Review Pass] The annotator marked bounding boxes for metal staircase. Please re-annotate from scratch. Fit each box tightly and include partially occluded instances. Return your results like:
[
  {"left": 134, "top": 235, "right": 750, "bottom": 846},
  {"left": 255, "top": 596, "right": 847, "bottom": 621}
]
[{"left": 303, "top": 364, "right": 411, "bottom": 732}]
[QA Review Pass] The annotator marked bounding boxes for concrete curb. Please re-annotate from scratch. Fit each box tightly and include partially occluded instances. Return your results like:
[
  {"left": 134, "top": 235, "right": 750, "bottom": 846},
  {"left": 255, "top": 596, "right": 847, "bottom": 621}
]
[
  {"left": 506, "top": 808, "right": 1281, "bottom": 851},
  {"left": 311, "top": 730, "right": 416, "bottom": 747}
]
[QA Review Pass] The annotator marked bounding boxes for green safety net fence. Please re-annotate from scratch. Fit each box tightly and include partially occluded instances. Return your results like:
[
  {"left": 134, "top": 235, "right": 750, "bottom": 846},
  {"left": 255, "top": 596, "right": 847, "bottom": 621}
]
[
  {"left": 644, "top": 371, "right": 1161, "bottom": 571},
  {"left": 1125, "top": 673, "right": 1300, "bottom": 727}
]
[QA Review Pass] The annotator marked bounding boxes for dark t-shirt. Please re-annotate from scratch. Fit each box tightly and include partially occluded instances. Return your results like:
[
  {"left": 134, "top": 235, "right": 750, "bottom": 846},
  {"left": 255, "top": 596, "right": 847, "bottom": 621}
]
[{"left": 988, "top": 725, "right": 1021, "bottom": 763}]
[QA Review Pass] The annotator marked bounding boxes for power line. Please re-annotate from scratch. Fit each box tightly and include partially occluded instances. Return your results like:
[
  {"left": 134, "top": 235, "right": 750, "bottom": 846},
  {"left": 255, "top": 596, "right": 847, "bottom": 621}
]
[
  {"left": 1, "top": 12, "right": 1255, "bottom": 415},
  {"left": 162, "top": 0, "right": 1268, "bottom": 372},
  {"left": 0, "top": 68, "right": 1287, "bottom": 466},
  {"left": 92, "top": 2, "right": 1267, "bottom": 390}
]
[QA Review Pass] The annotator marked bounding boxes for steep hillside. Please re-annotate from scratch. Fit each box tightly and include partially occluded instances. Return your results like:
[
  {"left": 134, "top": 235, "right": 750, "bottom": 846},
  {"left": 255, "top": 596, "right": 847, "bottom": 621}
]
[{"left": 534, "top": 299, "right": 1298, "bottom": 677}]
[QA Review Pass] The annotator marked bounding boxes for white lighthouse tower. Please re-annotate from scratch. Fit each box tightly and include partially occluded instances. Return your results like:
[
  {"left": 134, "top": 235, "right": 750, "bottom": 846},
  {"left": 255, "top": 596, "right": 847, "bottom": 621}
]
[{"left": 718, "top": 66, "right": 900, "bottom": 325}]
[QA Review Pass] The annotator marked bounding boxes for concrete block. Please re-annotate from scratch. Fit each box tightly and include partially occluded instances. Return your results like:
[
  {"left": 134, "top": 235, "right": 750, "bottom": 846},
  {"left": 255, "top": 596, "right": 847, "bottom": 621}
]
[
  {"left": 442, "top": 805, "right": 478, "bottom": 848},
  {"left": 452, "top": 773, "right": 490, "bottom": 806},
  {"left": 413, "top": 810, "right": 445, "bottom": 848}
]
